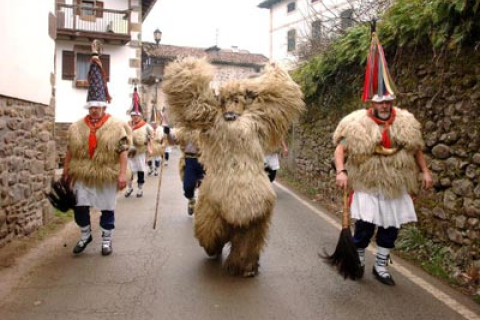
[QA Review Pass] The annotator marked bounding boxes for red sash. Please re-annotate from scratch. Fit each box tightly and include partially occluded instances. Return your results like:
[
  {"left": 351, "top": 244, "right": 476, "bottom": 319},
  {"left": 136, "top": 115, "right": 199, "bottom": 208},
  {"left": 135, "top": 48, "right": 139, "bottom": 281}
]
[{"left": 84, "top": 114, "right": 111, "bottom": 158}]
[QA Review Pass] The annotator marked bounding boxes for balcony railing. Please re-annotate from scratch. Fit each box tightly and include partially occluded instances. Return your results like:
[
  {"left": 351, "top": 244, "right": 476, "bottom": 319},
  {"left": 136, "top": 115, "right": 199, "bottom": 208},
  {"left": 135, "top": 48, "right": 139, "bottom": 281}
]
[{"left": 56, "top": 3, "right": 131, "bottom": 43}]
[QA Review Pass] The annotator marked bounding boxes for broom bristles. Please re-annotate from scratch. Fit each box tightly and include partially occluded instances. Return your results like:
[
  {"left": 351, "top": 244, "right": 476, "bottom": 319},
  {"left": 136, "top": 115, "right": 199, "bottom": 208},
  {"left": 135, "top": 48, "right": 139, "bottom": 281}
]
[{"left": 320, "top": 228, "right": 362, "bottom": 280}]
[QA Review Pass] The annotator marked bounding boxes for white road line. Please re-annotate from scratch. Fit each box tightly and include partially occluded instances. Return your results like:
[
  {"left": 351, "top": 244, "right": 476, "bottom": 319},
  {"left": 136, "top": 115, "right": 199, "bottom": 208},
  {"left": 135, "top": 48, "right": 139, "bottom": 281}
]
[{"left": 275, "top": 182, "right": 480, "bottom": 320}]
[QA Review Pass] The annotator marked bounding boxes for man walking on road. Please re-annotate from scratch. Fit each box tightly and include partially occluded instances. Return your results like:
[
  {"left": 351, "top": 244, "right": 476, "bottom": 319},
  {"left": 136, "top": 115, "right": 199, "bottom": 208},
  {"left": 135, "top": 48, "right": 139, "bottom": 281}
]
[
  {"left": 333, "top": 28, "right": 433, "bottom": 286},
  {"left": 125, "top": 95, "right": 154, "bottom": 198},
  {"left": 62, "top": 39, "right": 132, "bottom": 256},
  {"left": 333, "top": 94, "right": 433, "bottom": 286}
]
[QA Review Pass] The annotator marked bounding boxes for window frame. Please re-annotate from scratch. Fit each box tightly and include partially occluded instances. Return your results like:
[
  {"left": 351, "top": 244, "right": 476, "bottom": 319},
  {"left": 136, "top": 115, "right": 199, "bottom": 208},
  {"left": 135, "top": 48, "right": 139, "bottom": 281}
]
[
  {"left": 312, "top": 20, "right": 322, "bottom": 40},
  {"left": 76, "top": 0, "right": 104, "bottom": 21},
  {"left": 61, "top": 49, "right": 110, "bottom": 88},
  {"left": 287, "top": 2, "right": 296, "bottom": 13},
  {"left": 287, "top": 29, "right": 296, "bottom": 52}
]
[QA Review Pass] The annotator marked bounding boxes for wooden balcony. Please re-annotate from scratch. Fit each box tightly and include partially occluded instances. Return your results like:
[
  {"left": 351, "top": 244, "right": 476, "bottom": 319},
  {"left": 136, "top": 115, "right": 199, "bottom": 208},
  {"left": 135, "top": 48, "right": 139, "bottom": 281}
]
[{"left": 56, "top": 3, "right": 131, "bottom": 45}]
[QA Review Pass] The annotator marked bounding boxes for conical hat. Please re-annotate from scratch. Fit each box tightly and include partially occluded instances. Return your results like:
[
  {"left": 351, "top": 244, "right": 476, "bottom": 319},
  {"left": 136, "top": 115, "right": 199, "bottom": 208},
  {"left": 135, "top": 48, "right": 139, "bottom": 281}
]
[{"left": 85, "top": 39, "right": 111, "bottom": 108}]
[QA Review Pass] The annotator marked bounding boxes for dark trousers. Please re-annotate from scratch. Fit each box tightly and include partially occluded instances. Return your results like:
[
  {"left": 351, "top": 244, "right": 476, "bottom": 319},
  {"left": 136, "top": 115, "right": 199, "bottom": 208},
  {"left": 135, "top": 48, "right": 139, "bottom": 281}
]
[
  {"left": 353, "top": 220, "right": 399, "bottom": 249},
  {"left": 136, "top": 171, "right": 145, "bottom": 184},
  {"left": 74, "top": 206, "right": 115, "bottom": 230},
  {"left": 265, "top": 167, "right": 277, "bottom": 182},
  {"left": 147, "top": 160, "right": 161, "bottom": 168},
  {"left": 183, "top": 157, "right": 205, "bottom": 199},
  {"left": 164, "top": 152, "right": 170, "bottom": 162}
]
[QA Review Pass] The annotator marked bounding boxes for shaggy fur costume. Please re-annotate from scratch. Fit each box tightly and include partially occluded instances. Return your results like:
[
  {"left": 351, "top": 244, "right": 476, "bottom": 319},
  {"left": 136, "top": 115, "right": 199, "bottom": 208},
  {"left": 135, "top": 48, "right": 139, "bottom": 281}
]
[
  {"left": 151, "top": 126, "right": 166, "bottom": 157},
  {"left": 163, "top": 57, "right": 305, "bottom": 277},
  {"left": 68, "top": 117, "right": 132, "bottom": 187},
  {"left": 333, "top": 107, "right": 424, "bottom": 198},
  {"left": 131, "top": 123, "right": 153, "bottom": 154}
]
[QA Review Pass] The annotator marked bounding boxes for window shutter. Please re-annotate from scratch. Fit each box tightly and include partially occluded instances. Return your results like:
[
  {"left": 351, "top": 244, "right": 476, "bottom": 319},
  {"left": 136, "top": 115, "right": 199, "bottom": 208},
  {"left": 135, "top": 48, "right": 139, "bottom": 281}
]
[
  {"left": 62, "top": 51, "right": 75, "bottom": 80},
  {"left": 100, "top": 54, "right": 110, "bottom": 82},
  {"left": 75, "top": 0, "right": 82, "bottom": 16},
  {"left": 96, "top": 1, "right": 104, "bottom": 18}
]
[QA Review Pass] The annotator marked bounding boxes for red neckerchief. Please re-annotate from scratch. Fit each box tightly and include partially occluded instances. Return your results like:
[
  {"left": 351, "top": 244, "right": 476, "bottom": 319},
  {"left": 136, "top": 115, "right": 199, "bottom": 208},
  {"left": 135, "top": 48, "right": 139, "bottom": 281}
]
[
  {"left": 84, "top": 114, "right": 111, "bottom": 158},
  {"left": 367, "top": 107, "right": 396, "bottom": 148},
  {"left": 131, "top": 119, "right": 146, "bottom": 131}
]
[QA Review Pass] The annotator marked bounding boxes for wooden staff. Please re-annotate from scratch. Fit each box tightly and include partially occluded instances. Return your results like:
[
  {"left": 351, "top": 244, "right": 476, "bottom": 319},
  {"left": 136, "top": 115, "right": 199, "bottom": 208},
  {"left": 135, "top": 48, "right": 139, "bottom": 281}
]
[{"left": 153, "top": 153, "right": 165, "bottom": 229}]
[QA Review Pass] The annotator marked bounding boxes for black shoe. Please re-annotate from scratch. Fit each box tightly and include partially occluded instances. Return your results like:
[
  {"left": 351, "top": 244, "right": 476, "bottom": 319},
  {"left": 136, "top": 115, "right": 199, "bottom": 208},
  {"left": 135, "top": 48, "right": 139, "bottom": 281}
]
[
  {"left": 73, "top": 235, "right": 92, "bottom": 254},
  {"left": 373, "top": 267, "right": 396, "bottom": 286},
  {"left": 101, "top": 240, "right": 113, "bottom": 256}
]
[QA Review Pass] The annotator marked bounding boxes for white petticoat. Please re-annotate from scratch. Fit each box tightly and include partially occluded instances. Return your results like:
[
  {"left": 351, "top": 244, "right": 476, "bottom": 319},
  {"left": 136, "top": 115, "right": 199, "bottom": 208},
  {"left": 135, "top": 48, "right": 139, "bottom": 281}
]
[
  {"left": 128, "top": 152, "right": 147, "bottom": 172},
  {"left": 264, "top": 153, "right": 280, "bottom": 170},
  {"left": 75, "top": 181, "right": 117, "bottom": 211},
  {"left": 350, "top": 190, "right": 417, "bottom": 228}
]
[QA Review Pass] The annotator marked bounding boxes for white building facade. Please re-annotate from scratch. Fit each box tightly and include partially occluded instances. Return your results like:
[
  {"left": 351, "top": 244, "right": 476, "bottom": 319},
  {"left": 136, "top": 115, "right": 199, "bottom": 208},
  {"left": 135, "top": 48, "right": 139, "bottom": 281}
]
[
  {"left": 0, "top": 0, "right": 56, "bottom": 105},
  {"left": 55, "top": 0, "right": 155, "bottom": 122},
  {"left": 258, "top": 0, "right": 389, "bottom": 69}
]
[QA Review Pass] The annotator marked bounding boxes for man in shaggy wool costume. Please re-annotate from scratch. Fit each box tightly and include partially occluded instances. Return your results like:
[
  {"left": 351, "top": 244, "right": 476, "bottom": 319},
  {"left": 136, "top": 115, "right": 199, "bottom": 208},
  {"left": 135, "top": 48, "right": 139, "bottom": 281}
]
[
  {"left": 125, "top": 110, "right": 154, "bottom": 198},
  {"left": 333, "top": 93, "right": 433, "bottom": 285},
  {"left": 173, "top": 127, "right": 205, "bottom": 216},
  {"left": 63, "top": 40, "right": 132, "bottom": 256},
  {"left": 162, "top": 57, "right": 305, "bottom": 277},
  {"left": 147, "top": 123, "right": 165, "bottom": 176}
]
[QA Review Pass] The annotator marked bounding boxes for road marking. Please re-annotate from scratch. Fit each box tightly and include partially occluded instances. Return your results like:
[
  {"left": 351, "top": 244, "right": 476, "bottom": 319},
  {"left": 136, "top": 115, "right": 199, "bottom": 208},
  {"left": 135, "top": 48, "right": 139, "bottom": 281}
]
[{"left": 275, "top": 182, "right": 480, "bottom": 320}]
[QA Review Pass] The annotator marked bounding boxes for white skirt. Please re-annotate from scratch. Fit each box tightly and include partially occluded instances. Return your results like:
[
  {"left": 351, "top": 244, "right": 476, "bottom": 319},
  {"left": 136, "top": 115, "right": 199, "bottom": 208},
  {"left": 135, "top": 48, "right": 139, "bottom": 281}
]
[
  {"left": 75, "top": 181, "right": 117, "bottom": 211},
  {"left": 350, "top": 190, "right": 417, "bottom": 228},
  {"left": 128, "top": 152, "right": 147, "bottom": 172},
  {"left": 264, "top": 153, "right": 280, "bottom": 170}
]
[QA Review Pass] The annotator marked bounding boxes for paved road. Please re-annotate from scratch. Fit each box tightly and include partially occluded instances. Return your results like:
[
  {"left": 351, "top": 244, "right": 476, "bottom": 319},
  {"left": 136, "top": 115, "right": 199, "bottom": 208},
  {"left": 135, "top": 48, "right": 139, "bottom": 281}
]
[{"left": 1, "top": 147, "right": 479, "bottom": 320}]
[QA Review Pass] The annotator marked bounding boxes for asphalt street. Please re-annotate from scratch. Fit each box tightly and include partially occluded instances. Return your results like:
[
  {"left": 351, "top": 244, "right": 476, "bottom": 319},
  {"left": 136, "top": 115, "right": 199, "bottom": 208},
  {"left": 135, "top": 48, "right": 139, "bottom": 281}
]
[{"left": 0, "top": 147, "right": 479, "bottom": 320}]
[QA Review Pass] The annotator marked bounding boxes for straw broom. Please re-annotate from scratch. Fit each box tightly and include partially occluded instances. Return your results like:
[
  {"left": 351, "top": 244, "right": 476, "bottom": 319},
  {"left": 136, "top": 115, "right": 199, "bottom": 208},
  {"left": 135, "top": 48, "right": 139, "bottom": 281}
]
[{"left": 320, "top": 187, "right": 362, "bottom": 280}]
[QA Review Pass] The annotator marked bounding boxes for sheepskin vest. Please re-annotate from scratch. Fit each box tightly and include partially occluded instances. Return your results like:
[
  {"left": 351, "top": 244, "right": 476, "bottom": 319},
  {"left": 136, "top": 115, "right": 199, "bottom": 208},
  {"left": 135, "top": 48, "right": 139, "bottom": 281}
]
[
  {"left": 150, "top": 127, "right": 164, "bottom": 156},
  {"left": 131, "top": 122, "right": 152, "bottom": 154},
  {"left": 333, "top": 107, "right": 424, "bottom": 198},
  {"left": 68, "top": 117, "right": 131, "bottom": 187}
]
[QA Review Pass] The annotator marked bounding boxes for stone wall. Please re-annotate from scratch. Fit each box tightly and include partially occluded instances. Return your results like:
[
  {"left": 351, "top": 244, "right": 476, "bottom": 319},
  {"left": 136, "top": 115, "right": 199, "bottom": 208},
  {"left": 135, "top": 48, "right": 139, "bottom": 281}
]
[
  {"left": 0, "top": 95, "right": 56, "bottom": 247},
  {"left": 54, "top": 123, "right": 70, "bottom": 168},
  {"left": 283, "top": 46, "right": 480, "bottom": 265}
]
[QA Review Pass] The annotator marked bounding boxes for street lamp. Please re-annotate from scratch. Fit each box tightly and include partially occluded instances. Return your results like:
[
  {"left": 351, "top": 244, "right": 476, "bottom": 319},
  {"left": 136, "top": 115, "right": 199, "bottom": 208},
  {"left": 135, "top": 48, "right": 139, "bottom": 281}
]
[{"left": 153, "top": 28, "right": 162, "bottom": 47}]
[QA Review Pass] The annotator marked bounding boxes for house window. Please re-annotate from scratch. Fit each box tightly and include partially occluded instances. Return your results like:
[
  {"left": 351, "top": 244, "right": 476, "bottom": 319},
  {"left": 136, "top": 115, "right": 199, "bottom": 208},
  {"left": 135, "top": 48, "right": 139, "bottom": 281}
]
[
  {"left": 81, "top": 1, "right": 95, "bottom": 16},
  {"left": 76, "top": 53, "right": 91, "bottom": 83},
  {"left": 340, "top": 9, "right": 354, "bottom": 30},
  {"left": 312, "top": 20, "right": 321, "bottom": 39},
  {"left": 62, "top": 50, "right": 110, "bottom": 87},
  {"left": 287, "top": 2, "right": 296, "bottom": 13},
  {"left": 287, "top": 29, "right": 296, "bottom": 52},
  {"left": 76, "top": 0, "right": 104, "bottom": 19}
]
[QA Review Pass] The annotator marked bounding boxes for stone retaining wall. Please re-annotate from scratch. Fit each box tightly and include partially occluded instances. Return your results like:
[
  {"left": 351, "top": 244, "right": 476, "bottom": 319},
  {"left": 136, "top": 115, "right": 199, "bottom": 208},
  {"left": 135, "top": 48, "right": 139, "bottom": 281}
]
[
  {"left": 0, "top": 95, "right": 56, "bottom": 247},
  {"left": 283, "top": 47, "right": 480, "bottom": 266}
]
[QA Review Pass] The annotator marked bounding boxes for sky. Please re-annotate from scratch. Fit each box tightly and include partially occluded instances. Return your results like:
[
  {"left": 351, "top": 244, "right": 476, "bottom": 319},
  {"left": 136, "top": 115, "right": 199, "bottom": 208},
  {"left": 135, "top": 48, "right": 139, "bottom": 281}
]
[{"left": 143, "top": 0, "right": 270, "bottom": 57}]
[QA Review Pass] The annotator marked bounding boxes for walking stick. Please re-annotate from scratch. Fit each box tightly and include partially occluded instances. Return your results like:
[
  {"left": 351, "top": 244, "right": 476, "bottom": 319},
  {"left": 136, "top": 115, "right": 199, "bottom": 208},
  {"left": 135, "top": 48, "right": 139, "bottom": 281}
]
[
  {"left": 153, "top": 153, "right": 165, "bottom": 229},
  {"left": 320, "top": 187, "right": 362, "bottom": 280}
]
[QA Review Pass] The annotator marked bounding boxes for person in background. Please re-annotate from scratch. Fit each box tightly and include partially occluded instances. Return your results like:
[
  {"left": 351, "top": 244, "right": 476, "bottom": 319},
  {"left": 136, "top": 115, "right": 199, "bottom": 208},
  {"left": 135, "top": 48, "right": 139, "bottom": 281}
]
[
  {"left": 125, "top": 111, "right": 153, "bottom": 198},
  {"left": 147, "top": 122, "right": 162, "bottom": 176},
  {"left": 175, "top": 128, "right": 204, "bottom": 216},
  {"left": 264, "top": 140, "right": 288, "bottom": 182}
]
